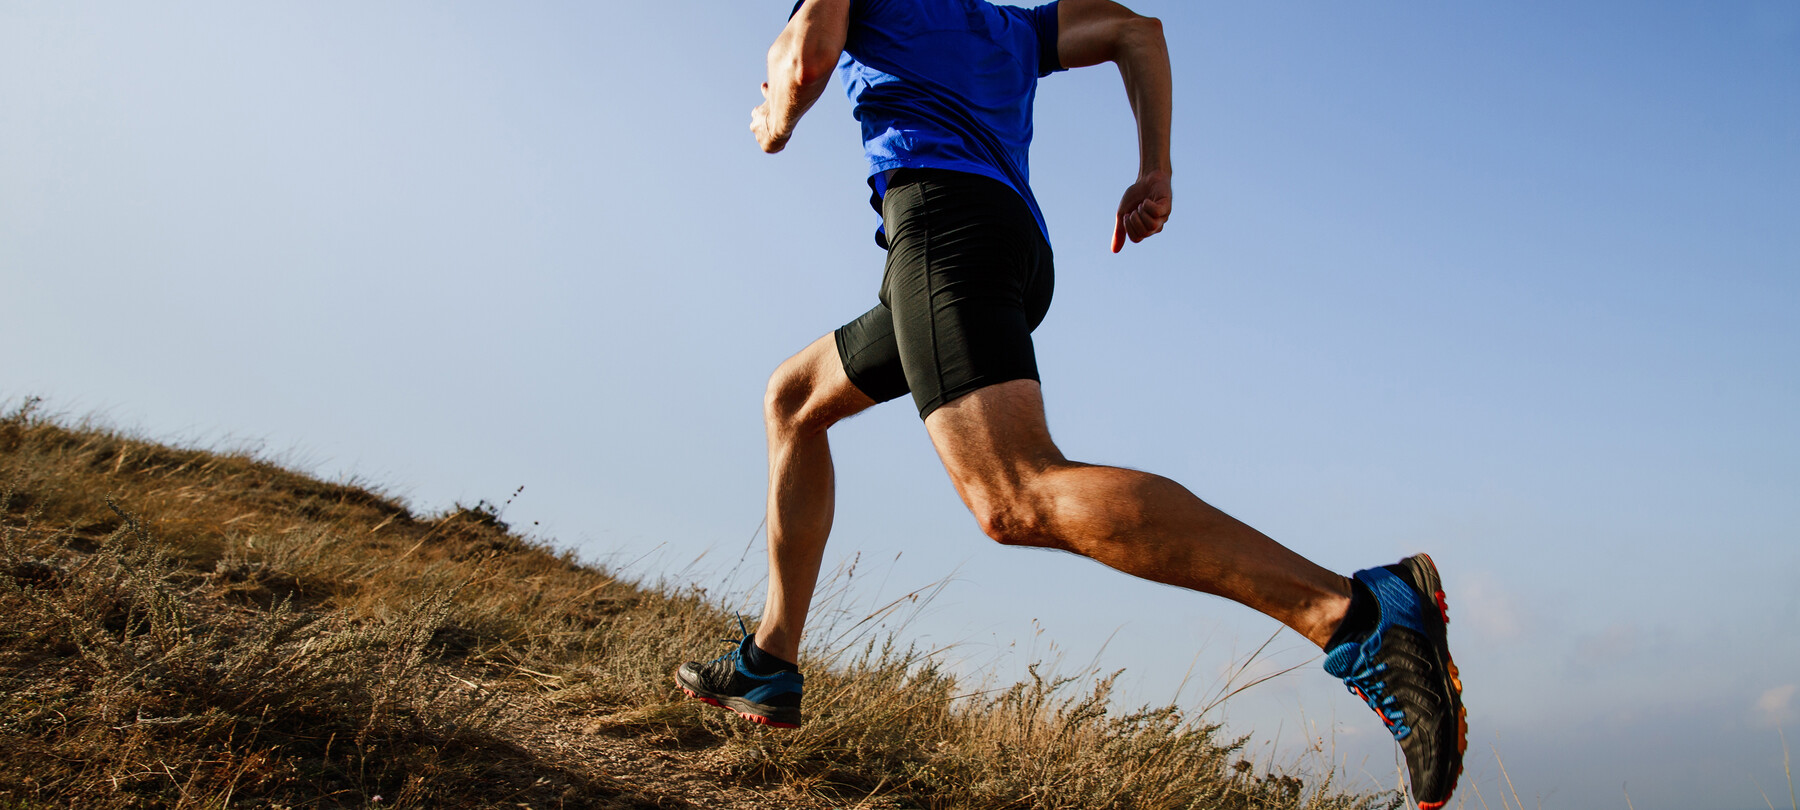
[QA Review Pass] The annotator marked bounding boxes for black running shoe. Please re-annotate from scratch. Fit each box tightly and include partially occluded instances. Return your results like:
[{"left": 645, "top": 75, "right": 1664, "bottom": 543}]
[
  {"left": 1325, "top": 554, "right": 1467, "bottom": 810},
  {"left": 675, "top": 623, "right": 804, "bottom": 729}
]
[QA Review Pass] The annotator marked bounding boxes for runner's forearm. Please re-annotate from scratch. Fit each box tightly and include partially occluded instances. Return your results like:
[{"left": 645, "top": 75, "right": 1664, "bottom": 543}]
[
  {"left": 1114, "top": 16, "right": 1172, "bottom": 179},
  {"left": 1057, "top": 2, "right": 1172, "bottom": 179},
  {"left": 755, "top": 0, "right": 850, "bottom": 151},
  {"left": 763, "top": 33, "right": 834, "bottom": 143}
]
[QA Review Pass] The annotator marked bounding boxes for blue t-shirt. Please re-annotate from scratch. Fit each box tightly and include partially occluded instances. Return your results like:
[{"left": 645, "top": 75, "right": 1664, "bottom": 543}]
[{"left": 792, "top": 0, "right": 1063, "bottom": 245}]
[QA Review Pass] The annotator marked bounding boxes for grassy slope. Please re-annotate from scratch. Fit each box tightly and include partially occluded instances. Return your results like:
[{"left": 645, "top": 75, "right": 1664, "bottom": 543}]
[{"left": 0, "top": 400, "right": 1398, "bottom": 810}]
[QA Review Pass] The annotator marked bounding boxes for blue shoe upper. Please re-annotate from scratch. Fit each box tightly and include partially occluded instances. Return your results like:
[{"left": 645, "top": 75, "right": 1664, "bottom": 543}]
[
  {"left": 735, "top": 654, "right": 805, "bottom": 704},
  {"left": 707, "top": 619, "right": 805, "bottom": 704},
  {"left": 1324, "top": 566, "right": 1429, "bottom": 740}
]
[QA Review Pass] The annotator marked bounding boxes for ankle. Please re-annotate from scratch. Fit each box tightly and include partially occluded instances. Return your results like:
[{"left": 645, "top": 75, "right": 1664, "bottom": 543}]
[
  {"left": 753, "top": 629, "right": 800, "bottom": 664},
  {"left": 1323, "top": 576, "right": 1376, "bottom": 650},
  {"left": 744, "top": 635, "right": 800, "bottom": 675}
]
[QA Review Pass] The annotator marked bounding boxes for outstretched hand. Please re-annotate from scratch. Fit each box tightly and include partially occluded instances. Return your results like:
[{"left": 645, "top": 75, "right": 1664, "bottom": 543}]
[{"left": 1111, "top": 171, "right": 1172, "bottom": 253}]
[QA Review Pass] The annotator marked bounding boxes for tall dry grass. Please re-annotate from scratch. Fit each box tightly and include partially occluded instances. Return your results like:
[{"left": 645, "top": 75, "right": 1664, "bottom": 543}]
[{"left": 1, "top": 397, "right": 1400, "bottom": 809}]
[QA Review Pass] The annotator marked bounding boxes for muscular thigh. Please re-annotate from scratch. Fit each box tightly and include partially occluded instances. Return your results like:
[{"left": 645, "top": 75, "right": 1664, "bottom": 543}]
[{"left": 922, "top": 378, "right": 1069, "bottom": 540}]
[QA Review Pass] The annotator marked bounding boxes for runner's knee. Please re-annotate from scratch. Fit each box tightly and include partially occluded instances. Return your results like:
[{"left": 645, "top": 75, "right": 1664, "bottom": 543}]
[
  {"left": 764, "top": 359, "right": 811, "bottom": 436},
  {"left": 966, "top": 489, "right": 1056, "bottom": 549},
  {"left": 764, "top": 354, "right": 833, "bottom": 438}
]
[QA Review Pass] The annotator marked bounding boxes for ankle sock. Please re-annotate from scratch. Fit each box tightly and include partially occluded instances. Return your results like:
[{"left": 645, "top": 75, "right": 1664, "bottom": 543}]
[
  {"left": 743, "top": 637, "right": 800, "bottom": 676},
  {"left": 1325, "top": 577, "right": 1379, "bottom": 650}
]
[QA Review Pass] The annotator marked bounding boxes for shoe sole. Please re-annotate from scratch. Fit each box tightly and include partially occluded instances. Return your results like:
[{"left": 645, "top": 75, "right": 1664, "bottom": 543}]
[
  {"left": 675, "top": 668, "right": 803, "bottom": 729},
  {"left": 1399, "top": 553, "right": 1467, "bottom": 810}
]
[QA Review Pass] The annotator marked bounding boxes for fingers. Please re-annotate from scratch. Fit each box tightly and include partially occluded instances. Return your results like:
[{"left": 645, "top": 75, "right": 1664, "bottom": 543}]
[
  {"left": 1112, "top": 198, "right": 1169, "bottom": 250},
  {"left": 1125, "top": 202, "right": 1168, "bottom": 242},
  {"left": 1137, "top": 194, "right": 1173, "bottom": 222},
  {"left": 1111, "top": 177, "right": 1172, "bottom": 252}
]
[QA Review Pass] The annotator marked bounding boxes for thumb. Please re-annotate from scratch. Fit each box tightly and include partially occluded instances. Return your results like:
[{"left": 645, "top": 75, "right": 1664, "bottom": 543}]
[{"left": 1111, "top": 212, "right": 1126, "bottom": 253}]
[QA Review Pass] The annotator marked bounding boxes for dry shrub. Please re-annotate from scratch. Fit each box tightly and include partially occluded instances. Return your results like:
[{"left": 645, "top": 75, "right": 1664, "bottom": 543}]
[
  {"left": 0, "top": 504, "right": 531, "bottom": 807},
  {"left": 0, "top": 404, "right": 655, "bottom": 808}
]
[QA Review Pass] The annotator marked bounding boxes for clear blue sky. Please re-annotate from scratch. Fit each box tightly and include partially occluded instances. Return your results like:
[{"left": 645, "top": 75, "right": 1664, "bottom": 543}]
[{"left": 4, "top": 2, "right": 1797, "bottom": 807}]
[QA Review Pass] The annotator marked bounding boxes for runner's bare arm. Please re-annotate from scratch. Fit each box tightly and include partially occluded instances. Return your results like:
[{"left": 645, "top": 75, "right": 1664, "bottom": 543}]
[
  {"left": 752, "top": 0, "right": 852, "bottom": 154},
  {"left": 1056, "top": 0, "right": 1173, "bottom": 252}
]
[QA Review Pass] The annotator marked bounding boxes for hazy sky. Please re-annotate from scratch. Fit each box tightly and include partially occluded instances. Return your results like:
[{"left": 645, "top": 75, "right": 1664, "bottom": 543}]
[{"left": 5, "top": 2, "right": 1798, "bottom": 807}]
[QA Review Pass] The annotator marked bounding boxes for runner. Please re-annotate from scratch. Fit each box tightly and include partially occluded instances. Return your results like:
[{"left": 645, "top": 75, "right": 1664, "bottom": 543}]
[{"left": 675, "top": 1, "right": 1467, "bottom": 806}]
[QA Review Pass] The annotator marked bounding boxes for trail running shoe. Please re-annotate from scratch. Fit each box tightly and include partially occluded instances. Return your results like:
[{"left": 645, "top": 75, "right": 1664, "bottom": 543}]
[
  {"left": 1325, "top": 554, "right": 1467, "bottom": 810},
  {"left": 675, "top": 621, "right": 804, "bottom": 729}
]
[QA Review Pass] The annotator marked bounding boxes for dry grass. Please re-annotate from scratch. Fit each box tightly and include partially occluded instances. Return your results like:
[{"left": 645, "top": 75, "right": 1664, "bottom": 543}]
[{"left": 0, "top": 397, "right": 1399, "bottom": 809}]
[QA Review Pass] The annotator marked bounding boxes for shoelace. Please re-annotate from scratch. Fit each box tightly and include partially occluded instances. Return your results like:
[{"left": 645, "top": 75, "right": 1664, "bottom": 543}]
[
  {"left": 705, "top": 614, "right": 755, "bottom": 666},
  {"left": 1343, "top": 634, "right": 1412, "bottom": 739}
]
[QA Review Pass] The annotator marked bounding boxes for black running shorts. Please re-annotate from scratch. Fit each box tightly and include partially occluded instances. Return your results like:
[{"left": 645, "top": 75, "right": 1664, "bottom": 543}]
[{"left": 835, "top": 168, "right": 1055, "bottom": 419}]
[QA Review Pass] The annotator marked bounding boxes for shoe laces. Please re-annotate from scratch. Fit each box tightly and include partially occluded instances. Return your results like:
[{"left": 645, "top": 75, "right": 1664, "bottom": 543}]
[
  {"left": 705, "top": 614, "right": 754, "bottom": 667},
  {"left": 1342, "top": 631, "right": 1413, "bottom": 740}
]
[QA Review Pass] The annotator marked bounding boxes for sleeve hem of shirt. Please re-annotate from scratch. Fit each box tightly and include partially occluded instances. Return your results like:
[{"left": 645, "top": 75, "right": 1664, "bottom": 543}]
[{"left": 1035, "top": 1, "right": 1065, "bottom": 76}]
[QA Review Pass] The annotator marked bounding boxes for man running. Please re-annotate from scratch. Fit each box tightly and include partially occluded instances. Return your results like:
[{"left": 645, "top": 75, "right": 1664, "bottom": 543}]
[{"left": 676, "top": 1, "right": 1467, "bottom": 806}]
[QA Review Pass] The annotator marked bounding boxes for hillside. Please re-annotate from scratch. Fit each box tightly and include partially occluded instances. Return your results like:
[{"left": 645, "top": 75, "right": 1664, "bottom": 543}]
[{"left": 0, "top": 399, "right": 1398, "bottom": 809}]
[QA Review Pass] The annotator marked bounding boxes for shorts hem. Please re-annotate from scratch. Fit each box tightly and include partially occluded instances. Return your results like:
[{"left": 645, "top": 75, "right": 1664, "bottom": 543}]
[{"left": 835, "top": 327, "right": 903, "bottom": 405}]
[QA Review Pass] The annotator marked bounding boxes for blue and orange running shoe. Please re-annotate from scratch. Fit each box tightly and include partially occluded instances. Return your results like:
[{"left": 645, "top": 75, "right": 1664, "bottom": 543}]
[
  {"left": 1326, "top": 554, "right": 1467, "bottom": 810},
  {"left": 675, "top": 621, "right": 804, "bottom": 729}
]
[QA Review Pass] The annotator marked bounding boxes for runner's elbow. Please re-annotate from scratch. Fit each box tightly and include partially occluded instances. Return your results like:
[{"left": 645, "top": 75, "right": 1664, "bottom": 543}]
[
  {"left": 1059, "top": 2, "right": 1164, "bottom": 68},
  {"left": 796, "top": 52, "right": 838, "bottom": 88},
  {"left": 769, "top": 43, "right": 836, "bottom": 89},
  {"left": 1117, "top": 15, "right": 1164, "bottom": 56}
]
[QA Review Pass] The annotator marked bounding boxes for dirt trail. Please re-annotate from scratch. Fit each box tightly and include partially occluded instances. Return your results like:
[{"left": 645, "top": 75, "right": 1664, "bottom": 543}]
[{"left": 500, "top": 691, "right": 835, "bottom": 810}]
